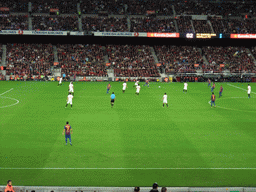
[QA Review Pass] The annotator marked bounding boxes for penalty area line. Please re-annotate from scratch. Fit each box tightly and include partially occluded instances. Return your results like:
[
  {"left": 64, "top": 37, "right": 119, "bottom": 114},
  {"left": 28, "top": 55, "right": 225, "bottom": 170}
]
[
  {"left": 227, "top": 83, "right": 256, "bottom": 95},
  {"left": 0, "top": 88, "right": 13, "bottom": 96},
  {"left": 1, "top": 167, "right": 256, "bottom": 170}
]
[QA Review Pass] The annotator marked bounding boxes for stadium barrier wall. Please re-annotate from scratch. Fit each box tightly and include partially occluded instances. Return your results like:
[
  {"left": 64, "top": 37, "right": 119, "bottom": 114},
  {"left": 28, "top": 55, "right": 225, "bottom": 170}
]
[{"left": 0, "top": 186, "right": 254, "bottom": 192}]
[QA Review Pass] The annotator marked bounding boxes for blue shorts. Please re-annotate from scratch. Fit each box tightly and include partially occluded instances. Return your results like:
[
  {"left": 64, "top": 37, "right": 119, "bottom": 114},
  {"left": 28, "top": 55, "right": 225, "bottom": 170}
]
[
  {"left": 65, "top": 134, "right": 71, "bottom": 140},
  {"left": 211, "top": 101, "right": 215, "bottom": 106}
]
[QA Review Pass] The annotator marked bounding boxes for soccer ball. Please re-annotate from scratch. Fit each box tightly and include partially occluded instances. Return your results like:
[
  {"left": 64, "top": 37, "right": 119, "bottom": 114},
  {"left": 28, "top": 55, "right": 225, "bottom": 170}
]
[{"left": 159, "top": 86, "right": 161, "bottom": 88}]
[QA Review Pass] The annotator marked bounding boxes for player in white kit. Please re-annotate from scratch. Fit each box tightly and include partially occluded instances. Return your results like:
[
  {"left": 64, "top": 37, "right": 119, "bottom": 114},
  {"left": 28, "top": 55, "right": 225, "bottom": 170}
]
[
  {"left": 135, "top": 84, "right": 140, "bottom": 95},
  {"left": 248, "top": 84, "right": 251, "bottom": 98},
  {"left": 134, "top": 80, "right": 139, "bottom": 87},
  {"left": 69, "top": 81, "right": 74, "bottom": 96},
  {"left": 58, "top": 77, "right": 63, "bottom": 86},
  {"left": 162, "top": 93, "right": 168, "bottom": 108},
  {"left": 65, "top": 93, "right": 73, "bottom": 108},
  {"left": 183, "top": 82, "right": 188, "bottom": 93},
  {"left": 122, "top": 81, "right": 128, "bottom": 93}
]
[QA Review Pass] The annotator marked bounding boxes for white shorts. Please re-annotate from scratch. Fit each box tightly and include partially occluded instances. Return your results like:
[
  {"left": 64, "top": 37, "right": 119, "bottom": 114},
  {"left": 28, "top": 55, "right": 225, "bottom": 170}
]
[
  {"left": 59, "top": 81, "right": 62, "bottom": 84},
  {"left": 163, "top": 100, "right": 167, "bottom": 104},
  {"left": 69, "top": 88, "right": 74, "bottom": 92},
  {"left": 248, "top": 91, "right": 251, "bottom": 94},
  {"left": 136, "top": 90, "right": 140, "bottom": 93},
  {"left": 184, "top": 88, "right": 187, "bottom": 90},
  {"left": 67, "top": 100, "right": 72, "bottom": 105},
  {"left": 123, "top": 88, "right": 126, "bottom": 90}
]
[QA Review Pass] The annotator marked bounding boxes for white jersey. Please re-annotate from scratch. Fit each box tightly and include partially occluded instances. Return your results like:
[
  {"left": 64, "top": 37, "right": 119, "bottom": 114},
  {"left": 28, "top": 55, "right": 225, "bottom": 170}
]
[
  {"left": 135, "top": 81, "right": 139, "bottom": 86},
  {"left": 122, "top": 83, "right": 127, "bottom": 90},
  {"left": 184, "top": 83, "right": 188, "bottom": 90},
  {"left": 67, "top": 94, "right": 73, "bottom": 104},
  {"left": 136, "top": 85, "right": 140, "bottom": 93},
  {"left": 248, "top": 86, "right": 251, "bottom": 94},
  {"left": 163, "top": 95, "right": 167, "bottom": 103},
  {"left": 69, "top": 84, "right": 74, "bottom": 92}
]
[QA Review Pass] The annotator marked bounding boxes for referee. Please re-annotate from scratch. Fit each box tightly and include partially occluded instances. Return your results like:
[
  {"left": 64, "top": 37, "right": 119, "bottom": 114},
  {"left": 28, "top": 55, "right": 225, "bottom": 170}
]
[{"left": 110, "top": 92, "right": 115, "bottom": 108}]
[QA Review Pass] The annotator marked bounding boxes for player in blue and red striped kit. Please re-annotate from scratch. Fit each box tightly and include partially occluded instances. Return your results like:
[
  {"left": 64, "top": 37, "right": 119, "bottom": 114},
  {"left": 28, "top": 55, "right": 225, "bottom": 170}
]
[
  {"left": 208, "top": 79, "right": 211, "bottom": 88},
  {"left": 211, "top": 83, "right": 215, "bottom": 92},
  {"left": 219, "top": 85, "right": 223, "bottom": 98},
  {"left": 62, "top": 121, "right": 73, "bottom": 146},
  {"left": 211, "top": 92, "right": 216, "bottom": 108}
]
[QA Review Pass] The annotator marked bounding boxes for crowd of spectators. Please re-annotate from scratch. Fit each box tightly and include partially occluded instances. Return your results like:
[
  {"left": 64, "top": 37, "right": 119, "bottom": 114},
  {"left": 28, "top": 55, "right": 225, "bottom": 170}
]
[
  {"left": 0, "top": 0, "right": 28, "bottom": 12},
  {"left": 106, "top": 44, "right": 160, "bottom": 77},
  {"left": 210, "top": 17, "right": 229, "bottom": 33},
  {"left": 130, "top": 17, "right": 176, "bottom": 32},
  {"left": 80, "top": 0, "right": 125, "bottom": 15},
  {"left": 154, "top": 45, "right": 203, "bottom": 73},
  {"left": 0, "top": 15, "right": 28, "bottom": 30},
  {"left": 6, "top": 43, "right": 54, "bottom": 77},
  {"left": 193, "top": 20, "right": 212, "bottom": 33},
  {"left": 250, "top": 47, "right": 256, "bottom": 59},
  {"left": 226, "top": 18, "right": 256, "bottom": 34},
  {"left": 174, "top": 1, "right": 255, "bottom": 16},
  {"left": 82, "top": 16, "right": 128, "bottom": 32},
  {"left": 32, "top": 0, "right": 77, "bottom": 14},
  {"left": 32, "top": 15, "right": 78, "bottom": 31},
  {"left": 202, "top": 46, "right": 256, "bottom": 73},
  {"left": 176, "top": 16, "right": 194, "bottom": 33},
  {"left": 126, "top": 0, "right": 173, "bottom": 15},
  {"left": 57, "top": 44, "right": 107, "bottom": 77}
]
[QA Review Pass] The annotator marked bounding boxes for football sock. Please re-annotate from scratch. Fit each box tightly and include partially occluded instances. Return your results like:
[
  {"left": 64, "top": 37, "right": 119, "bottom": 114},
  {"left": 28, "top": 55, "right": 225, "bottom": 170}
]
[
  {"left": 65, "top": 104, "right": 68, "bottom": 107},
  {"left": 163, "top": 104, "right": 164, "bottom": 107},
  {"left": 167, "top": 104, "right": 168, "bottom": 107},
  {"left": 71, "top": 105, "right": 72, "bottom": 108}
]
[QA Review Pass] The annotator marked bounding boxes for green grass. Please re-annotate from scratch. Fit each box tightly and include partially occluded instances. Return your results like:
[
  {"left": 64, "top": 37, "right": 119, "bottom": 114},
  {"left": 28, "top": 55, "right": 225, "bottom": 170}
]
[{"left": 0, "top": 81, "right": 256, "bottom": 187}]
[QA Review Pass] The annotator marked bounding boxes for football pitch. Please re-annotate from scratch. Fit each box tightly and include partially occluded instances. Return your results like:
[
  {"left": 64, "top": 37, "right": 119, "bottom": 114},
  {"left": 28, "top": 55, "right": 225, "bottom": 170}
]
[{"left": 0, "top": 81, "right": 256, "bottom": 187}]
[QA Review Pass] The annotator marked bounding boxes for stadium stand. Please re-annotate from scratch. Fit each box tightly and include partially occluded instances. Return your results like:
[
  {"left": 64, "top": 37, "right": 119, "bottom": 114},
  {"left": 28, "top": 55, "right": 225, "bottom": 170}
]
[
  {"left": 106, "top": 44, "right": 160, "bottom": 77},
  {"left": 57, "top": 44, "right": 107, "bottom": 77},
  {"left": 127, "top": 0, "right": 173, "bottom": 15},
  {"left": 0, "top": 0, "right": 28, "bottom": 12},
  {"left": 176, "top": 16, "right": 194, "bottom": 33},
  {"left": 31, "top": 0, "right": 77, "bottom": 14},
  {"left": 154, "top": 45, "right": 203, "bottom": 74},
  {"left": 0, "top": 15, "right": 28, "bottom": 30},
  {"left": 6, "top": 43, "right": 54, "bottom": 78},
  {"left": 193, "top": 20, "right": 212, "bottom": 33},
  {"left": 32, "top": 15, "right": 78, "bottom": 31},
  {"left": 210, "top": 17, "right": 229, "bottom": 34},
  {"left": 226, "top": 18, "right": 256, "bottom": 33},
  {"left": 202, "top": 46, "right": 256, "bottom": 73},
  {"left": 82, "top": 16, "right": 128, "bottom": 32},
  {"left": 130, "top": 17, "right": 176, "bottom": 32},
  {"left": 80, "top": 0, "right": 125, "bottom": 15}
]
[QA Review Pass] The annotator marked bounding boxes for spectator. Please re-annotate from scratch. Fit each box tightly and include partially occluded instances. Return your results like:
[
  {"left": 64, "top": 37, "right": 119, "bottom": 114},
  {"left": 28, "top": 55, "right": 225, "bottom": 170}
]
[
  {"left": 5, "top": 180, "right": 14, "bottom": 192},
  {"left": 161, "top": 187, "right": 167, "bottom": 192},
  {"left": 150, "top": 182, "right": 159, "bottom": 192},
  {"left": 134, "top": 187, "right": 140, "bottom": 192}
]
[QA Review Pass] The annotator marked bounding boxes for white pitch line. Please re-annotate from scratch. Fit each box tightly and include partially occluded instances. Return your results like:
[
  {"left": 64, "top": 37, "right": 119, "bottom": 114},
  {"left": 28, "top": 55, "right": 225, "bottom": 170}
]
[
  {"left": 0, "top": 167, "right": 256, "bottom": 170},
  {"left": 0, "top": 96, "right": 20, "bottom": 108},
  {"left": 227, "top": 83, "right": 256, "bottom": 94},
  {"left": 0, "top": 88, "right": 13, "bottom": 96},
  {"left": 0, "top": 88, "right": 20, "bottom": 108}
]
